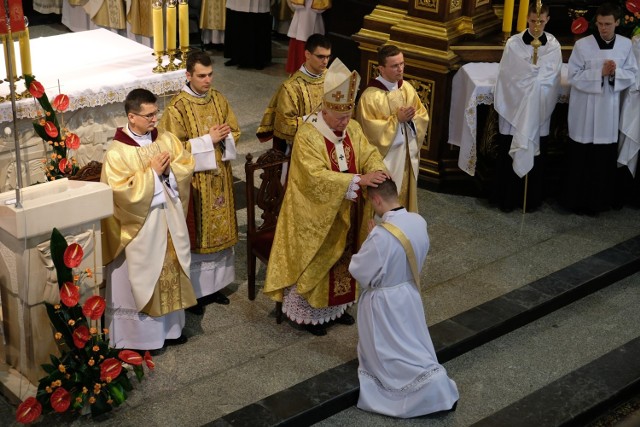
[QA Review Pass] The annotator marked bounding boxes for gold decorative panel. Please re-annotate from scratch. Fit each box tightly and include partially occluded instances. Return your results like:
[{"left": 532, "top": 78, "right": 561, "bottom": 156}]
[
  {"left": 415, "top": 0, "right": 438, "bottom": 12},
  {"left": 450, "top": 0, "right": 461, "bottom": 13}
]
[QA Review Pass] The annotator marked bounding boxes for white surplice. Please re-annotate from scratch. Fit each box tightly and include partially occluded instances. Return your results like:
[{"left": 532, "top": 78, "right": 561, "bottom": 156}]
[
  {"left": 494, "top": 30, "right": 562, "bottom": 177},
  {"left": 349, "top": 208, "right": 459, "bottom": 418},
  {"left": 568, "top": 34, "right": 638, "bottom": 144},
  {"left": 618, "top": 35, "right": 640, "bottom": 176}
]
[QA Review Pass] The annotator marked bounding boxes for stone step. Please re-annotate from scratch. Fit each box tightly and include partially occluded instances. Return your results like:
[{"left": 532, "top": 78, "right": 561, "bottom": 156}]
[{"left": 205, "top": 234, "right": 640, "bottom": 426}]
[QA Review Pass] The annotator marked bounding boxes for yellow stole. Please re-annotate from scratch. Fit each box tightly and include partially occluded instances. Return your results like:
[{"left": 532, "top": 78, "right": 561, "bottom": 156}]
[{"left": 380, "top": 222, "right": 421, "bottom": 289}]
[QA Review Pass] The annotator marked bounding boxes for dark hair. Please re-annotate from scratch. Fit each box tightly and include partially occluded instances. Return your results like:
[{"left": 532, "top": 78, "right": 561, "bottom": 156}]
[
  {"left": 368, "top": 177, "right": 398, "bottom": 200},
  {"left": 305, "top": 33, "right": 331, "bottom": 53},
  {"left": 124, "top": 88, "right": 157, "bottom": 114},
  {"left": 527, "top": 3, "right": 549, "bottom": 15},
  {"left": 377, "top": 45, "right": 402, "bottom": 67},
  {"left": 186, "top": 51, "right": 213, "bottom": 73},
  {"left": 596, "top": 2, "right": 622, "bottom": 20}
]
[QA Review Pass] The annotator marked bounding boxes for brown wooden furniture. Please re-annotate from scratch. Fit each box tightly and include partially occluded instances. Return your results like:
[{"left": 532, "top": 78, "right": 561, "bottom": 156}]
[
  {"left": 244, "top": 149, "right": 290, "bottom": 322},
  {"left": 69, "top": 160, "right": 103, "bottom": 182}
]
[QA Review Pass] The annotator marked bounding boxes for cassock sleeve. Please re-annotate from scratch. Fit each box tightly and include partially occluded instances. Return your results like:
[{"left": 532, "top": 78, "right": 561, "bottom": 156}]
[{"left": 349, "top": 228, "right": 385, "bottom": 288}]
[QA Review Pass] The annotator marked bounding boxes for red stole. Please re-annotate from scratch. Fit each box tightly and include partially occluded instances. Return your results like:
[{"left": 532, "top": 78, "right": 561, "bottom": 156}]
[{"left": 324, "top": 133, "right": 358, "bottom": 306}]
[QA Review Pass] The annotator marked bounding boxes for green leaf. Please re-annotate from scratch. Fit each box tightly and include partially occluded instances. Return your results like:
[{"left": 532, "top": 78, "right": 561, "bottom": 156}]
[
  {"left": 50, "top": 228, "right": 73, "bottom": 286},
  {"left": 41, "top": 363, "right": 56, "bottom": 374},
  {"left": 133, "top": 365, "right": 144, "bottom": 382},
  {"left": 107, "top": 382, "right": 127, "bottom": 405}
]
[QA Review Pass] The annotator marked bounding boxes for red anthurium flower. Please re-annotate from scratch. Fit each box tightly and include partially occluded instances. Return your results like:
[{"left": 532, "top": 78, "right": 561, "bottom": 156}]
[
  {"left": 50, "top": 387, "right": 71, "bottom": 413},
  {"left": 44, "top": 121, "right": 59, "bottom": 138},
  {"left": 144, "top": 351, "right": 155, "bottom": 370},
  {"left": 58, "top": 158, "right": 70, "bottom": 174},
  {"left": 64, "top": 243, "right": 83, "bottom": 268},
  {"left": 119, "top": 350, "right": 143, "bottom": 366},
  {"left": 627, "top": 0, "right": 640, "bottom": 14},
  {"left": 15, "top": 396, "right": 42, "bottom": 424},
  {"left": 28, "top": 80, "right": 45, "bottom": 98},
  {"left": 72, "top": 325, "right": 90, "bottom": 349},
  {"left": 66, "top": 132, "right": 80, "bottom": 150},
  {"left": 60, "top": 282, "right": 80, "bottom": 307},
  {"left": 82, "top": 295, "right": 106, "bottom": 320},
  {"left": 571, "top": 17, "right": 589, "bottom": 34},
  {"left": 100, "top": 358, "right": 123, "bottom": 381},
  {"left": 52, "top": 94, "right": 70, "bottom": 112}
]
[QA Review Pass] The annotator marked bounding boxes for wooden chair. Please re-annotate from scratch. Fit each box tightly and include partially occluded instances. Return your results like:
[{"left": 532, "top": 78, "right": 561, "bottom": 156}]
[
  {"left": 244, "top": 149, "right": 290, "bottom": 322},
  {"left": 69, "top": 160, "right": 103, "bottom": 182}
]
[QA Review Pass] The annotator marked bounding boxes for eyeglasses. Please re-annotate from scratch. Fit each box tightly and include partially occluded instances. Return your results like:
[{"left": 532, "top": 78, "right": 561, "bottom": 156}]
[
  {"left": 132, "top": 111, "right": 159, "bottom": 121},
  {"left": 313, "top": 54, "right": 332, "bottom": 61}
]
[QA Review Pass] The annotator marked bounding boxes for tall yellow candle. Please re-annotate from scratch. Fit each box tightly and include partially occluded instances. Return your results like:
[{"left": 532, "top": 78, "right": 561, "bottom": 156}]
[
  {"left": 19, "top": 28, "right": 32, "bottom": 77},
  {"left": 166, "top": 3, "right": 177, "bottom": 51},
  {"left": 152, "top": 3, "right": 164, "bottom": 53},
  {"left": 502, "top": 0, "right": 515, "bottom": 34},
  {"left": 179, "top": 1, "right": 189, "bottom": 49},
  {"left": 516, "top": 0, "right": 530, "bottom": 32}
]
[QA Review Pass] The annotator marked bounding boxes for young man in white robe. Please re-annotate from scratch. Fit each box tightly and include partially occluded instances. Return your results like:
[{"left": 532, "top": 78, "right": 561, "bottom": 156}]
[
  {"left": 349, "top": 178, "right": 459, "bottom": 418},
  {"left": 563, "top": 2, "right": 638, "bottom": 215},
  {"left": 493, "top": 4, "right": 562, "bottom": 212},
  {"left": 616, "top": 34, "right": 640, "bottom": 207}
]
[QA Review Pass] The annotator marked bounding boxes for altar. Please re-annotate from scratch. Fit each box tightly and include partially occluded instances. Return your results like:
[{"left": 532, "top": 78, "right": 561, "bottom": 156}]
[{"left": 0, "top": 28, "right": 184, "bottom": 191}]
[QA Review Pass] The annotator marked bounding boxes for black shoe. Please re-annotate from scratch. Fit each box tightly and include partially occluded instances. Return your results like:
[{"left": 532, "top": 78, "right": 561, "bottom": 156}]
[
  {"left": 336, "top": 312, "right": 355, "bottom": 325},
  {"left": 164, "top": 334, "right": 188, "bottom": 347},
  {"left": 211, "top": 291, "right": 230, "bottom": 305},
  {"left": 186, "top": 301, "right": 204, "bottom": 315},
  {"left": 304, "top": 323, "right": 327, "bottom": 336},
  {"left": 224, "top": 59, "right": 238, "bottom": 66}
]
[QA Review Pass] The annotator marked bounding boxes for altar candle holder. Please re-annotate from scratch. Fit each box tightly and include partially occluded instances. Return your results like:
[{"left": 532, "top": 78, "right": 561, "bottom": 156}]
[
  {"left": 179, "top": 46, "right": 189, "bottom": 69},
  {"left": 166, "top": 49, "right": 179, "bottom": 71},
  {"left": 178, "top": 0, "right": 189, "bottom": 69},
  {"left": 152, "top": 0, "right": 166, "bottom": 73}
]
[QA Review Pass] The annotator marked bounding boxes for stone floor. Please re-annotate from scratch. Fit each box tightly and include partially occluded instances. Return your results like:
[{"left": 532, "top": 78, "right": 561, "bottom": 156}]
[{"left": 2, "top": 23, "right": 640, "bottom": 426}]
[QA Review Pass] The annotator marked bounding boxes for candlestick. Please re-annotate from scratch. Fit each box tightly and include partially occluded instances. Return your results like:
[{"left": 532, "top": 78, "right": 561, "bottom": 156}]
[
  {"left": 152, "top": 0, "right": 164, "bottom": 54},
  {"left": 178, "top": 0, "right": 189, "bottom": 49},
  {"left": 3, "top": 34, "right": 18, "bottom": 82},
  {"left": 502, "top": 0, "right": 515, "bottom": 41},
  {"left": 19, "top": 28, "right": 32, "bottom": 77},
  {"left": 516, "top": 0, "right": 529, "bottom": 32},
  {"left": 166, "top": 0, "right": 177, "bottom": 52}
]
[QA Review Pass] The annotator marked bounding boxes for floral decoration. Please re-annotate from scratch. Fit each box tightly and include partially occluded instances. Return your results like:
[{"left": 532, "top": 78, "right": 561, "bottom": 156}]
[
  {"left": 15, "top": 228, "right": 154, "bottom": 424},
  {"left": 571, "top": 0, "right": 640, "bottom": 37},
  {"left": 24, "top": 75, "right": 81, "bottom": 181}
]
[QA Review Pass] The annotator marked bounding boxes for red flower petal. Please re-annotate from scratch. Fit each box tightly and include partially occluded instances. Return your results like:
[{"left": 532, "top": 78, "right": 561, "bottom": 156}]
[
  {"left": 100, "top": 358, "right": 123, "bottom": 381},
  {"left": 72, "top": 325, "right": 90, "bottom": 349},
  {"left": 64, "top": 243, "right": 83, "bottom": 268},
  {"left": 44, "top": 121, "right": 59, "bottom": 138},
  {"left": 82, "top": 295, "right": 106, "bottom": 320},
  {"left": 28, "top": 80, "right": 45, "bottom": 98},
  {"left": 144, "top": 351, "right": 155, "bottom": 370},
  {"left": 66, "top": 133, "right": 80, "bottom": 150},
  {"left": 627, "top": 0, "right": 640, "bottom": 14},
  {"left": 119, "top": 349, "right": 143, "bottom": 366},
  {"left": 16, "top": 396, "right": 42, "bottom": 424},
  {"left": 571, "top": 17, "right": 589, "bottom": 35},
  {"left": 50, "top": 387, "right": 71, "bottom": 413},
  {"left": 60, "top": 282, "right": 80, "bottom": 307},
  {"left": 58, "top": 158, "right": 70, "bottom": 174},
  {"left": 52, "top": 94, "right": 70, "bottom": 112}
]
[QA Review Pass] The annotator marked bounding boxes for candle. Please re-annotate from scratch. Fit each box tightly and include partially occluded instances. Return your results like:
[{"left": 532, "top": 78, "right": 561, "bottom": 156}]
[
  {"left": 152, "top": 2, "right": 164, "bottom": 53},
  {"left": 179, "top": 1, "right": 189, "bottom": 49},
  {"left": 516, "top": 0, "right": 529, "bottom": 32},
  {"left": 502, "top": 0, "right": 515, "bottom": 34},
  {"left": 166, "top": 2, "right": 177, "bottom": 51},
  {"left": 19, "top": 28, "right": 32, "bottom": 77}
]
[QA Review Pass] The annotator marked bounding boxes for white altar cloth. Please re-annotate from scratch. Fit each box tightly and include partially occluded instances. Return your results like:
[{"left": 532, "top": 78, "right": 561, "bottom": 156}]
[
  {"left": 448, "top": 62, "right": 570, "bottom": 176},
  {"left": 0, "top": 29, "right": 184, "bottom": 191}
]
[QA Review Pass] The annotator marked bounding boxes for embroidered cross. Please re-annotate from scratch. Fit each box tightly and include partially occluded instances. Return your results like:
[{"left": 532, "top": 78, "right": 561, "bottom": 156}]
[
  {"left": 332, "top": 91, "right": 345, "bottom": 102},
  {"left": 312, "top": 117, "right": 318, "bottom": 122},
  {"left": 339, "top": 154, "right": 345, "bottom": 161}
]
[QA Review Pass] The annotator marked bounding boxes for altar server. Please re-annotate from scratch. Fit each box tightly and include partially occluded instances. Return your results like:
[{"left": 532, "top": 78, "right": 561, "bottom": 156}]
[
  {"left": 350, "top": 178, "right": 459, "bottom": 418},
  {"left": 563, "top": 2, "right": 638, "bottom": 215},
  {"left": 101, "top": 89, "right": 196, "bottom": 352},
  {"left": 493, "top": 3, "right": 562, "bottom": 212}
]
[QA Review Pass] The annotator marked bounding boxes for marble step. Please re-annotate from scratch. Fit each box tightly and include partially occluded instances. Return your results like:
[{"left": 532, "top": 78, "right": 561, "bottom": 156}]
[{"left": 205, "top": 235, "right": 640, "bottom": 426}]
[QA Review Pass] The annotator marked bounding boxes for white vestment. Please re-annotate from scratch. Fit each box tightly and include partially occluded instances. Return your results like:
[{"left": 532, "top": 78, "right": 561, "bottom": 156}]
[
  {"left": 494, "top": 30, "right": 562, "bottom": 177},
  {"left": 618, "top": 35, "right": 640, "bottom": 176},
  {"left": 568, "top": 34, "right": 638, "bottom": 144},
  {"left": 287, "top": 0, "right": 326, "bottom": 41},
  {"left": 349, "top": 208, "right": 459, "bottom": 418}
]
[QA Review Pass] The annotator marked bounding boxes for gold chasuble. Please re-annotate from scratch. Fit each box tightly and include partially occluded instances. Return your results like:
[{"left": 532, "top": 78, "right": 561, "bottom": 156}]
[
  {"left": 158, "top": 88, "right": 241, "bottom": 254},
  {"left": 85, "top": 0, "right": 126, "bottom": 29},
  {"left": 101, "top": 128, "right": 196, "bottom": 316},
  {"left": 200, "top": 0, "right": 226, "bottom": 31},
  {"left": 256, "top": 69, "right": 326, "bottom": 143},
  {"left": 264, "top": 119, "right": 385, "bottom": 308},
  {"left": 127, "top": 0, "right": 153, "bottom": 37},
  {"left": 356, "top": 80, "right": 429, "bottom": 213}
]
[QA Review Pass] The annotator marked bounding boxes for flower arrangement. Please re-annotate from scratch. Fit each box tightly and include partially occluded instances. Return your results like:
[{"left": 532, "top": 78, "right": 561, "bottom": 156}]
[
  {"left": 15, "top": 228, "right": 154, "bottom": 424},
  {"left": 24, "top": 74, "right": 81, "bottom": 181},
  {"left": 571, "top": 0, "right": 640, "bottom": 37}
]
